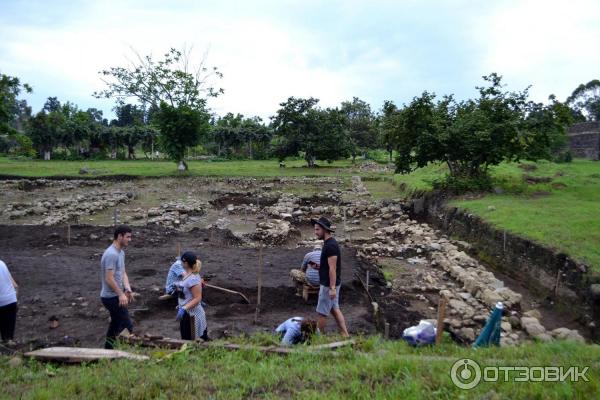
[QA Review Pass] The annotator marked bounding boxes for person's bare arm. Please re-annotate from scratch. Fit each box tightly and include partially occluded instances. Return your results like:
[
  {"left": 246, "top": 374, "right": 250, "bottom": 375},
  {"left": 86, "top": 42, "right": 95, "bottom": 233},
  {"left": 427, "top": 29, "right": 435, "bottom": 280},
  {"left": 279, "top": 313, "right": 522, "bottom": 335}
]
[
  {"left": 122, "top": 269, "right": 135, "bottom": 302},
  {"left": 105, "top": 269, "right": 128, "bottom": 307},
  {"left": 328, "top": 255, "right": 337, "bottom": 299},
  {"left": 123, "top": 269, "right": 131, "bottom": 292},
  {"left": 9, "top": 274, "right": 18, "bottom": 294},
  {"left": 184, "top": 284, "right": 202, "bottom": 310}
]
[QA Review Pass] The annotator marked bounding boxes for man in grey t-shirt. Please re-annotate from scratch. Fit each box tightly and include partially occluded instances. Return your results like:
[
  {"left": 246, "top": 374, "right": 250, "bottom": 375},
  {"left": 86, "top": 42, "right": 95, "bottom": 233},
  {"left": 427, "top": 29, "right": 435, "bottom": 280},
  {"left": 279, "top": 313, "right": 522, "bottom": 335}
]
[
  {"left": 100, "top": 225, "right": 135, "bottom": 349},
  {"left": 100, "top": 244, "right": 125, "bottom": 297}
]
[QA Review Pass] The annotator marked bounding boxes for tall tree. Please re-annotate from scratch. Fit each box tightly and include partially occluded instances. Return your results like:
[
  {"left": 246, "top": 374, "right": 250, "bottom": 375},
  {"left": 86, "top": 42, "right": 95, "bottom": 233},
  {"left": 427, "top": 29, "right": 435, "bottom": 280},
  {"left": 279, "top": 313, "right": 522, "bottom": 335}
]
[
  {"left": 94, "top": 47, "right": 223, "bottom": 169},
  {"left": 155, "top": 103, "right": 210, "bottom": 168},
  {"left": 378, "top": 100, "right": 401, "bottom": 162},
  {"left": 340, "top": 97, "right": 376, "bottom": 161},
  {"left": 0, "top": 73, "right": 32, "bottom": 135},
  {"left": 272, "top": 97, "right": 351, "bottom": 167},
  {"left": 113, "top": 103, "right": 145, "bottom": 127},
  {"left": 42, "top": 97, "right": 61, "bottom": 113},
  {"left": 393, "top": 74, "right": 567, "bottom": 187},
  {"left": 566, "top": 79, "right": 600, "bottom": 121},
  {"left": 29, "top": 111, "right": 62, "bottom": 160}
]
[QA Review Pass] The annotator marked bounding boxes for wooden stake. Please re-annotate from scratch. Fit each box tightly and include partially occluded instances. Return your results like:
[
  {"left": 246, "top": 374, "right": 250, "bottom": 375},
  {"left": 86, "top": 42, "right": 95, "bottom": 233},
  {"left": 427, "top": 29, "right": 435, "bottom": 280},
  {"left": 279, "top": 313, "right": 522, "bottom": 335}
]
[
  {"left": 255, "top": 245, "right": 264, "bottom": 323},
  {"left": 343, "top": 207, "right": 347, "bottom": 239},
  {"left": 435, "top": 296, "right": 448, "bottom": 345},
  {"left": 365, "top": 270, "right": 370, "bottom": 294},
  {"left": 67, "top": 224, "right": 71, "bottom": 245},
  {"left": 384, "top": 322, "right": 390, "bottom": 339},
  {"left": 177, "top": 243, "right": 181, "bottom": 258},
  {"left": 554, "top": 269, "right": 561, "bottom": 297}
]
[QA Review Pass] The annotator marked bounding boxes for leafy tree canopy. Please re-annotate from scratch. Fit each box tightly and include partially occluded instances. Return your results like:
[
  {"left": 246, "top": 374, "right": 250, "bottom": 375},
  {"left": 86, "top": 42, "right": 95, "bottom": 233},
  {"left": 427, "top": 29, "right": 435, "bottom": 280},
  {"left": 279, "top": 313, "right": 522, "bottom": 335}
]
[
  {"left": 0, "top": 73, "right": 32, "bottom": 134},
  {"left": 271, "top": 97, "right": 352, "bottom": 167},
  {"left": 566, "top": 79, "right": 600, "bottom": 121},
  {"left": 155, "top": 102, "right": 210, "bottom": 168},
  {"left": 340, "top": 97, "right": 377, "bottom": 159},
  {"left": 393, "top": 74, "right": 570, "bottom": 182},
  {"left": 94, "top": 47, "right": 223, "bottom": 109}
]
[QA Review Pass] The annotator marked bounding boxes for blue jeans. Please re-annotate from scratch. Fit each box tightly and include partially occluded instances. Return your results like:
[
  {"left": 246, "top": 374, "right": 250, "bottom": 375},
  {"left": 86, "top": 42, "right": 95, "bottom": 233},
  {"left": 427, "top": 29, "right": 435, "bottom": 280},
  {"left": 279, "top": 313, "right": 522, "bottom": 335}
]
[{"left": 101, "top": 296, "right": 133, "bottom": 349}]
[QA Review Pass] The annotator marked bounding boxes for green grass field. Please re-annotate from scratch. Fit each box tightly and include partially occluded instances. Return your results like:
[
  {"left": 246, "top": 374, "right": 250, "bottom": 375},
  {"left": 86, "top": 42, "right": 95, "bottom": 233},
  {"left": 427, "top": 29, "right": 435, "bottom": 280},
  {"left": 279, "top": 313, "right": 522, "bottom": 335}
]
[
  {"left": 0, "top": 157, "right": 380, "bottom": 178},
  {"left": 1, "top": 337, "right": 598, "bottom": 399},
  {"left": 394, "top": 159, "right": 600, "bottom": 273}
]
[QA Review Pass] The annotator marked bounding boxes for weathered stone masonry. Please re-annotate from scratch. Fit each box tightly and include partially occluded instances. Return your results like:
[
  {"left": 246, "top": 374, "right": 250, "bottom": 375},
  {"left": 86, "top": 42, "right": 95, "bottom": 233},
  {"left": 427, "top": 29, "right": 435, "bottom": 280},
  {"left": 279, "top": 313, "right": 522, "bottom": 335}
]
[{"left": 568, "top": 122, "right": 600, "bottom": 160}]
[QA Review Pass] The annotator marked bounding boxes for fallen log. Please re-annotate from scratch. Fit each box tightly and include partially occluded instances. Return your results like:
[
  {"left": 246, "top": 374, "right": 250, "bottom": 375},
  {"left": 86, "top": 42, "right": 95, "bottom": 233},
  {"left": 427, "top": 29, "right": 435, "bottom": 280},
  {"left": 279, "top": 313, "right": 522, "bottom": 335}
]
[{"left": 24, "top": 347, "right": 149, "bottom": 363}]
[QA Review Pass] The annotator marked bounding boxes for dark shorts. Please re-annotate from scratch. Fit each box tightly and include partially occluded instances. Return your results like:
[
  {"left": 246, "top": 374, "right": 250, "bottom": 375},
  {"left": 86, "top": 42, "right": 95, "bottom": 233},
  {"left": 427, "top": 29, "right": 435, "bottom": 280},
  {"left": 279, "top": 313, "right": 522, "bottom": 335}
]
[{"left": 316, "top": 285, "right": 341, "bottom": 316}]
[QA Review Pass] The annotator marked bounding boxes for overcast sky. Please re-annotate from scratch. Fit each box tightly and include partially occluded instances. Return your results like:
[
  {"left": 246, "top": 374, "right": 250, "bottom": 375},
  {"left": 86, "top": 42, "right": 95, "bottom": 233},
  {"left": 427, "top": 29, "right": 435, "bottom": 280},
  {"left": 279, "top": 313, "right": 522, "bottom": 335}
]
[{"left": 1, "top": 0, "right": 599, "bottom": 120}]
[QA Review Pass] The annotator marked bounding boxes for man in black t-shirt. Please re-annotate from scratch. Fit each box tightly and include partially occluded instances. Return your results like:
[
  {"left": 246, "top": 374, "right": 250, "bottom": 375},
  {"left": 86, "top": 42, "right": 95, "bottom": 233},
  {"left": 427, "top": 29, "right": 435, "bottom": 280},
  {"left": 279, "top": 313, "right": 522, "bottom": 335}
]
[{"left": 311, "top": 216, "right": 349, "bottom": 337}]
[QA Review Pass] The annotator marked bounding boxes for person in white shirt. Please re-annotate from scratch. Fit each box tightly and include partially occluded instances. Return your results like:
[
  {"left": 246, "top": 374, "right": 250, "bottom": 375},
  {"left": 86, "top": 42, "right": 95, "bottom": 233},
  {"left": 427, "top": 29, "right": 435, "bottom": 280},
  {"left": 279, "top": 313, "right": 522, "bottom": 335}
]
[
  {"left": 275, "top": 316, "right": 317, "bottom": 345},
  {"left": 0, "top": 260, "right": 18, "bottom": 343}
]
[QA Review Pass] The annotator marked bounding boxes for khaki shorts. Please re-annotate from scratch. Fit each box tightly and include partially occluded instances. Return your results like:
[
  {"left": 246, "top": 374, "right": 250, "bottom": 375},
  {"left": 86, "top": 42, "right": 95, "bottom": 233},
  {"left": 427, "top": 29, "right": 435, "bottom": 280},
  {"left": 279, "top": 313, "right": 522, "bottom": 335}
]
[{"left": 290, "top": 269, "right": 308, "bottom": 284}]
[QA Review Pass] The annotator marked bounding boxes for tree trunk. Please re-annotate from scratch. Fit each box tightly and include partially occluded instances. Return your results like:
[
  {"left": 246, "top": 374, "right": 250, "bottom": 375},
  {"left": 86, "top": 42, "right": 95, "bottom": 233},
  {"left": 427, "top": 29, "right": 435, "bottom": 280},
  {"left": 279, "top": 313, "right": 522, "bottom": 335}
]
[
  {"left": 43, "top": 150, "right": 51, "bottom": 161},
  {"left": 178, "top": 160, "right": 188, "bottom": 171}
]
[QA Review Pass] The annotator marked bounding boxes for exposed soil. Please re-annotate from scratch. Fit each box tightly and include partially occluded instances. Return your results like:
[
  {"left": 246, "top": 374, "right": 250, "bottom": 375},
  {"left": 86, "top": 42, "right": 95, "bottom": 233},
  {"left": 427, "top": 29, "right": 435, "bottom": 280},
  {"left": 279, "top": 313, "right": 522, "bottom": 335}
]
[
  {"left": 1, "top": 175, "right": 591, "bottom": 350},
  {"left": 0, "top": 225, "right": 380, "bottom": 349}
]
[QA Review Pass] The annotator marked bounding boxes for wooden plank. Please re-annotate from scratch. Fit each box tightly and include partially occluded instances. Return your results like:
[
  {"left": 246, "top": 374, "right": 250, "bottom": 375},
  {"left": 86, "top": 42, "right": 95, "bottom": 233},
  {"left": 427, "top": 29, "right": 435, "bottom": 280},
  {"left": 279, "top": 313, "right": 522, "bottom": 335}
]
[
  {"left": 24, "top": 347, "right": 149, "bottom": 363},
  {"left": 119, "top": 335, "right": 355, "bottom": 354},
  {"left": 311, "top": 339, "right": 356, "bottom": 350},
  {"left": 120, "top": 334, "right": 192, "bottom": 349}
]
